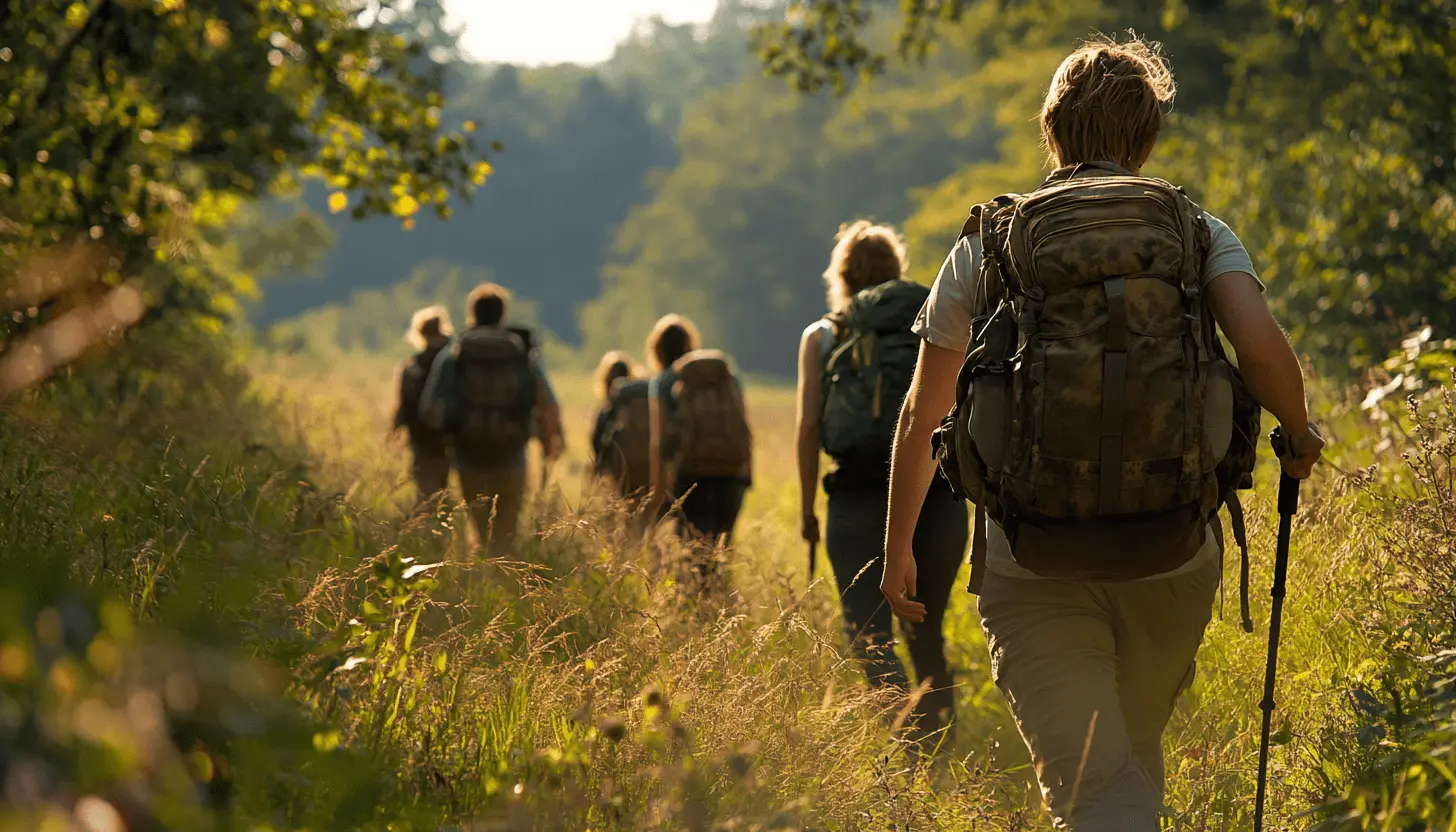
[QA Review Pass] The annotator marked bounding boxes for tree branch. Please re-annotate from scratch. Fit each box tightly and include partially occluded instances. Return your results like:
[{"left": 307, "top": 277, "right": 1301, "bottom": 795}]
[{"left": 2, "top": 0, "right": 114, "bottom": 138}]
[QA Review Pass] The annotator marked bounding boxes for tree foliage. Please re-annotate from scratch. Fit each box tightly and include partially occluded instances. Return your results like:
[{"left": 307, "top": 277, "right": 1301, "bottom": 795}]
[
  {"left": 582, "top": 46, "right": 998, "bottom": 373},
  {"left": 0, "top": 0, "right": 487, "bottom": 372},
  {"left": 256, "top": 4, "right": 774, "bottom": 343},
  {"left": 1163, "top": 0, "right": 1456, "bottom": 367},
  {"left": 764, "top": 0, "right": 1455, "bottom": 370}
]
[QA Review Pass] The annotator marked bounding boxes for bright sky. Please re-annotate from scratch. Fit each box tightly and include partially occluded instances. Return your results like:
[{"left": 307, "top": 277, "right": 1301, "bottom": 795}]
[{"left": 443, "top": 0, "right": 721, "bottom": 66}]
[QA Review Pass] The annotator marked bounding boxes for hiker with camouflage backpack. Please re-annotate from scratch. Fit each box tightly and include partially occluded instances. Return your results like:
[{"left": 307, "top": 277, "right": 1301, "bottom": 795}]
[
  {"left": 796, "top": 221, "right": 966, "bottom": 746},
  {"left": 420, "top": 283, "right": 564, "bottom": 554},
  {"left": 394, "top": 306, "right": 454, "bottom": 508},
  {"left": 881, "top": 37, "right": 1324, "bottom": 830},
  {"left": 645, "top": 314, "right": 754, "bottom": 552}
]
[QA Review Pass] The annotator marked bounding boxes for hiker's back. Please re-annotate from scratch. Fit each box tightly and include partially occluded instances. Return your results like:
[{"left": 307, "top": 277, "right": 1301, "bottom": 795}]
[
  {"left": 821, "top": 280, "right": 928, "bottom": 482},
  {"left": 451, "top": 326, "right": 535, "bottom": 469},
  {"left": 599, "top": 378, "right": 653, "bottom": 494},
  {"left": 670, "top": 350, "right": 752, "bottom": 479},
  {"left": 947, "top": 165, "right": 1246, "bottom": 577},
  {"left": 398, "top": 346, "right": 446, "bottom": 450}
]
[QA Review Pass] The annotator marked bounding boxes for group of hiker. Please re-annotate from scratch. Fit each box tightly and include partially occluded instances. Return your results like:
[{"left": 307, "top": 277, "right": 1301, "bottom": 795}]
[
  {"left": 392, "top": 35, "right": 1328, "bottom": 831},
  {"left": 588, "top": 314, "right": 755, "bottom": 557},
  {"left": 393, "top": 282, "right": 564, "bottom": 552},
  {"left": 394, "top": 287, "right": 756, "bottom": 559}
]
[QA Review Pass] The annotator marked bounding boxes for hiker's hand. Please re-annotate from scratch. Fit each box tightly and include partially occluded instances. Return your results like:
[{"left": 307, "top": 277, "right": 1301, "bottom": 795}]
[
  {"left": 882, "top": 552, "right": 924, "bottom": 623},
  {"left": 801, "top": 512, "right": 820, "bottom": 546},
  {"left": 1280, "top": 423, "right": 1325, "bottom": 480}
]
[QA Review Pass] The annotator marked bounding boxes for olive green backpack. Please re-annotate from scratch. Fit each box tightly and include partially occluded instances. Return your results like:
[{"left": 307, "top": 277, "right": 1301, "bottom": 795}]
[{"left": 820, "top": 280, "right": 929, "bottom": 468}]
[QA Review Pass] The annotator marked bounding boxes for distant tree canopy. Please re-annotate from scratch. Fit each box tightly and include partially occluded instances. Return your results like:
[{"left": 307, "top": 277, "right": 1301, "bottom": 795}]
[
  {"left": 0, "top": 0, "right": 486, "bottom": 369},
  {"left": 758, "top": 0, "right": 1456, "bottom": 370},
  {"left": 257, "top": 0, "right": 778, "bottom": 344},
  {"left": 253, "top": 0, "right": 1449, "bottom": 379},
  {"left": 579, "top": 58, "right": 998, "bottom": 374}
]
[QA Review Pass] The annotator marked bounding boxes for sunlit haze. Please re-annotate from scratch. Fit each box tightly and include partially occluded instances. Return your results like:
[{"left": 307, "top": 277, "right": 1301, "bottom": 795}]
[{"left": 442, "top": 0, "right": 720, "bottom": 66}]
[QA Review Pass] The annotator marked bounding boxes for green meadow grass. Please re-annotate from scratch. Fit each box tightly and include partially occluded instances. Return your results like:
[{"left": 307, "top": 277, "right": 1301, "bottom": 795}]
[{"left": 0, "top": 341, "right": 1441, "bottom": 830}]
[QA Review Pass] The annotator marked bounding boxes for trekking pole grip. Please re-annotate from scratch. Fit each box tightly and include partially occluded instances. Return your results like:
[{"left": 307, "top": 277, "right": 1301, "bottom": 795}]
[{"left": 1270, "top": 427, "right": 1301, "bottom": 517}]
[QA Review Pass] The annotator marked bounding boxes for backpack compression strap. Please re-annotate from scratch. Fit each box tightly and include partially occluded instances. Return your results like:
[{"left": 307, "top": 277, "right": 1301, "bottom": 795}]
[
  {"left": 1227, "top": 493, "right": 1254, "bottom": 633},
  {"left": 967, "top": 504, "right": 988, "bottom": 595}
]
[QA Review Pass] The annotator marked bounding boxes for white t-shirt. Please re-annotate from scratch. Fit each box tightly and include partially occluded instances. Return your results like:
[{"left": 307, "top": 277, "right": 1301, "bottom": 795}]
[{"left": 913, "top": 211, "right": 1263, "bottom": 580}]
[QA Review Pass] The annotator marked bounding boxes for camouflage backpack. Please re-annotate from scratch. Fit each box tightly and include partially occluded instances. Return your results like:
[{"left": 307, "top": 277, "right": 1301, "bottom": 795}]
[
  {"left": 598, "top": 378, "right": 653, "bottom": 495},
  {"left": 821, "top": 280, "right": 929, "bottom": 467},
  {"left": 935, "top": 162, "right": 1260, "bottom": 583},
  {"left": 669, "top": 350, "right": 752, "bottom": 479},
  {"left": 449, "top": 327, "right": 536, "bottom": 469}
]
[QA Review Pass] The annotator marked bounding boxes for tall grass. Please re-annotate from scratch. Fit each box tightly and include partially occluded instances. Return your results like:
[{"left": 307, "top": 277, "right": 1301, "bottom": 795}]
[{"left": 1, "top": 337, "right": 1451, "bottom": 829}]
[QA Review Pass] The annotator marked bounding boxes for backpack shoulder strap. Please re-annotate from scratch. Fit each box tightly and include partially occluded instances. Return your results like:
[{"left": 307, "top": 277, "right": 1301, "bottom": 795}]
[
  {"left": 1168, "top": 185, "right": 1215, "bottom": 362},
  {"left": 957, "top": 193, "right": 1020, "bottom": 241},
  {"left": 811, "top": 317, "right": 838, "bottom": 365}
]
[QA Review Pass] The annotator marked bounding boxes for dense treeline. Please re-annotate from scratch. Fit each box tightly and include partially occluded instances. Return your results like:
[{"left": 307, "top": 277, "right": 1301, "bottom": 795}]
[
  {"left": 272, "top": 0, "right": 1451, "bottom": 377},
  {"left": 259, "top": 1, "right": 778, "bottom": 344},
  {"left": 759, "top": 0, "right": 1456, "bottom": 373}
]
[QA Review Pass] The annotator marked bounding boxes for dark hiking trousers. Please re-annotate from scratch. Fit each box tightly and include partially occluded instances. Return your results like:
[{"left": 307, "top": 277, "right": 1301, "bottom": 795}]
[
  {"left": 671, "top": 474, "right": 748, "bottom": 592},
  {"left": 825, "top": 483, "right": 968, "bottom": 742},
  {"left": 673, "top": 474, "right": 748, "bottom": 546}
]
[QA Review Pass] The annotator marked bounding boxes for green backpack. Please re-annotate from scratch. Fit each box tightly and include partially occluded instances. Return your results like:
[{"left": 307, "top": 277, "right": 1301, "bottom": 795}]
[{"left": 820, "top": 280, "right": 929, "bottom": 464}]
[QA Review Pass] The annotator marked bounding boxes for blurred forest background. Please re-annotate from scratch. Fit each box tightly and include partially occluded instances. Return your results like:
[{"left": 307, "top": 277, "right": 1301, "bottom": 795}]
[{"left": 260, "top": 0, "right": 1452, "bottom": 378}]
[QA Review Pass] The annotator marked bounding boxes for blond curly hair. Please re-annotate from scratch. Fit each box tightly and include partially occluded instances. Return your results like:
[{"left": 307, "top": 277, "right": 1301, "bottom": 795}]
[
  {"left": 405, "top": 305, "right": 453, "bottom": 351},
  {"left": 822, "top": 220, "right": 908, "bottom": 313},
  {"left": 593, "top": 350, "right": 638, "bottom": 402}
]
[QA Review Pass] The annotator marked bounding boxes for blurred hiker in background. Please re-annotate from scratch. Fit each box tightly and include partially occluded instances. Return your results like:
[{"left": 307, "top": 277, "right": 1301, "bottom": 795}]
[
  {"left": 647, "top": 314, "right": 753, "bottom": 582},
  {"left": 591, "top": 350, "right": 653, "bottom": 501},
  {"left": 395, "top": 305, "right": 455, "bottom": 509},
  {"left": 420, "top": 283, "right": 563, "bottom": 553}
]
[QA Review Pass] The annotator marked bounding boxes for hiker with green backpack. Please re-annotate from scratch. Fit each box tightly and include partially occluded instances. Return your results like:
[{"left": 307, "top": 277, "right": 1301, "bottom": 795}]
[
  {"left": 419, "top": 282, "right": 564, "bottom": 554},
  {"left": 880, "top": 37, "right": 1324, "bottom": 830},
  {"left": 795, "top": 220, "right": 966, "bottom": 745}
]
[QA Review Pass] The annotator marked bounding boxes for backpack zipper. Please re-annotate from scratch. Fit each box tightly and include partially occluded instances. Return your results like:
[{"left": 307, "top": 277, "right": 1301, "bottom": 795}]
[
  {"left": 1030, "top": 217, "right": 1170, "bottom": 261},
  {"left": 1024, "top": 192, "right": 1172, "bottom": 239}
]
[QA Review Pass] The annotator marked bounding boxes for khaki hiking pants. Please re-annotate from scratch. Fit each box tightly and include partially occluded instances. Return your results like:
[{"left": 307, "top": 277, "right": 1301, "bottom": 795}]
[
  {"left": 979, "top": 556, "right": 1219, "bottom": 832},
  {"left": 458, "top": 463, "right": 526, "bottom": 555}
]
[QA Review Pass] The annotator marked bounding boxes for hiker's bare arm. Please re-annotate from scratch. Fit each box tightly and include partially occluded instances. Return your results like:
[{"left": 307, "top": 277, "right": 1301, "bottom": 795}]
[
  {"left": 649, "top": 394, "right": 665, "bottom": 507},
  {"left": 734, "top": 380, "right": 753, "bottom": 482},
  {"left": 392, "top": 389, "right": 407, "bottom": 431},
  {"left": 796, "top": 326, "right": 824, "bottom": 544},
  {"left": 535, "top": 376, "right": 565, "bottom": 460},
  {"left": 882, "top": 340, "right": 961, "bottom": 621},
  {"left": 1207, "top": 271, "right": 1324, "bottom": 476}
]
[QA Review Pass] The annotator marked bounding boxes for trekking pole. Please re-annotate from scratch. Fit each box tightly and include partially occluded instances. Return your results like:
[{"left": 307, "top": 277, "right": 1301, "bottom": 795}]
[
  {"left": 808, "top": 540, "right": 818, "bottom": 584},
  {"left": 1254, "top": 427, "right": 1302, "bottom": 832}
]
